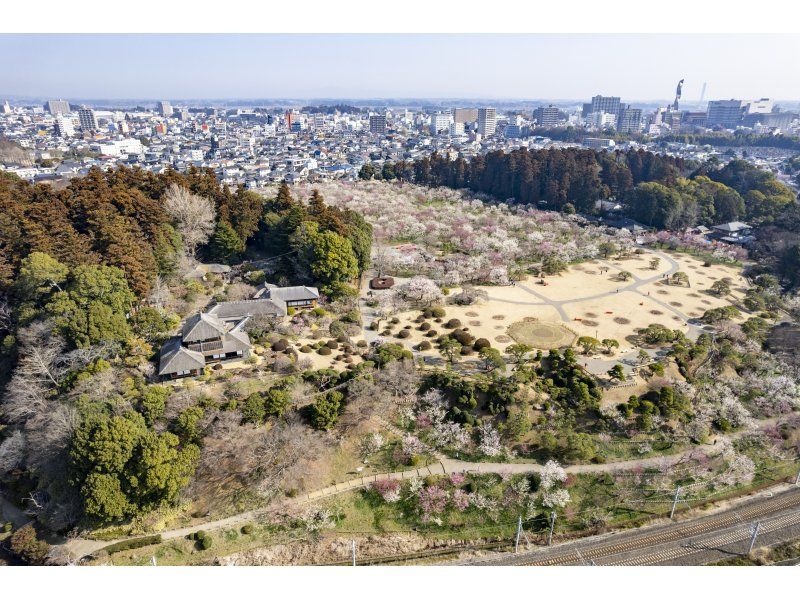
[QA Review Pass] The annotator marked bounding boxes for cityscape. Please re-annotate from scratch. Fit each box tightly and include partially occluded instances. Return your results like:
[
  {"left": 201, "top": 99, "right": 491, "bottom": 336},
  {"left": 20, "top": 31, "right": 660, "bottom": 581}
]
[
  {"left": 2, "top": 27, "right": 800, "bottom": 592},
  {"left": 2, "top": 87, "right": 800, "bottom": 190}
]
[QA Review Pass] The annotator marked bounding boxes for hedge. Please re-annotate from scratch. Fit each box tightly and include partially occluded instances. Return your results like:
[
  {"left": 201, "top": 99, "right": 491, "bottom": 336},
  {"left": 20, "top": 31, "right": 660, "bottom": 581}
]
[{"left": 104, "top": 535, "right": 162, "bottom": 555}]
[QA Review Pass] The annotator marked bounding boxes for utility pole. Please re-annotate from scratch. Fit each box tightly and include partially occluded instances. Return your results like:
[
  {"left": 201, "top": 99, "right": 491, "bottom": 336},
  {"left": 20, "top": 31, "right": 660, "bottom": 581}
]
[
  {"left": 747, "top": 522, "right": 761, "bottom": 555},
  {"left": 515, "top": 515, "right": 522, "bottom": 553},
  {"left": 548, "top": 511, "right": 557, "bottom": 546},
  {"left": 351, "top": 539, "right": 356, "bottom": 566},
  {"left": 670, "top": 486, "right": 682, "bottom": 519}
]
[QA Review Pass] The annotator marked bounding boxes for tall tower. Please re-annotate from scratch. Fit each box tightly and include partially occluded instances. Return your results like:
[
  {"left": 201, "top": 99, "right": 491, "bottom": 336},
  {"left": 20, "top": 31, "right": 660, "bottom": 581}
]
[{"left": 673, "top": 79, "right": 684, "bottom": 112}]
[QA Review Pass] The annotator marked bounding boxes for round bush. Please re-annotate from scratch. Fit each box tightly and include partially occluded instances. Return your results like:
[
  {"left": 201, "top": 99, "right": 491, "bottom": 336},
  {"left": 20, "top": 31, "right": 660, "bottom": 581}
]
[
  {"left": 431, "top": 307, "right": 446, "bottom": 318},
  {"left": 300, "top": 345, "right": 312, "bottom": 353},
  {"left": 326, "top": 340, "right": 338, "bottom": 349},
  {"left": 357, "top": 340, "right": 368, "bottom": 347},
  {"left": 425, "top": 330, "right": 438, "bottom": 338},
  {"left": 241, "top": 524, "right": 254, "bottom": 535},
  {"left": 397, "top": 329, "right": 411, "bottom": 339},
  {"left": 318, "top": 346, "right": 332, "bottom": 356},
  {"left": 451, "top": 330, "right": 475, "bottom": 346},
  {"left": 417, "top": 341, "right": 432, "bottom": 351},
  {"left": 445, "top": 319, "right": 462, "bottom": 329},
  {"left": 423, "top": 308, "right": 434, "bottom": 318},
  {"left": 460, "top": 345, "right": 474, "bottom": 355},
  {"left": 404, "top": 325, "right": 412, "bottom": 329},
  {"left": 473, "top": 338, "right": 491, "bottom": 350},
  {"left": 390, "top": 317, "right": 400, "bottom": 324},
  {"left": 271, "top": 339, "right": 289, "bottom": 352},
  {"left": 337, "top": 334, "right": 348, "bottom": 343},
  {"left": 419, "top": 322, "right": 431, "bottom": 331}
]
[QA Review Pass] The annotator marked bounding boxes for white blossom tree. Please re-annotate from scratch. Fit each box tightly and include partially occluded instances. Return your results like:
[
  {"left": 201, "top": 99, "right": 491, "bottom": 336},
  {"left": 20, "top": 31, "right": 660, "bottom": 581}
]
[{"left": 164, "top": 183, "right": 216, "bottom": 258}]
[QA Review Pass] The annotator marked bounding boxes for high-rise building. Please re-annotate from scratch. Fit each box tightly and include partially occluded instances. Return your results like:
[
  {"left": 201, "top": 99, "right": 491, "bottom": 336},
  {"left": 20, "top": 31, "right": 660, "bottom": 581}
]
[
  {"left": 744, "top": 98, "right": 773, "bottom": 114},
  {"left": 533, "top": 105, "right": 562, "bottom": 128},
  {"left": 590, "top": 95, "right": 621, "bottom": 118},
  {"left": 78, "top": 107, "right": 98, "bottom": 134},
  {"left": 369, "top": 113, "right": 387, "bottom": 135},
  {"left": 430, "top": 112, "right": 452, "bottom": 135},
  {"left": 158, "top": 101, "right": 173, "bottom": 117},
  {"left": 587, "top": 111, "right": 617, "bottom": 129},
  {"left": 617, "top": 106, "right": 642, "bottom": 134},
  {"left": 449, "top": 122, "right": 465, "bottom": 135},
  {"left": 707, "top": 100, "right": 745, "bottom": 128},
  {"left": 1, "top": 100, "right": 11, "bottom": 114},
  {"left": 453, "top": 108, "right": 478, "bottom": 124},
  {"left": 54, "top": 115, "right": 75, "bottom": 138},
  {"left": 477, "top": 107, "right": 497, "bottom": 137},
  {"left": 46, "top": 99, "right": 71, "bottom": 115}
]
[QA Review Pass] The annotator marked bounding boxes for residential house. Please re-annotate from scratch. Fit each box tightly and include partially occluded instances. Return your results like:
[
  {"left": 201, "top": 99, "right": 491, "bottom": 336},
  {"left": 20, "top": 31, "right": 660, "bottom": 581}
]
[
  {"left": 711, "top": 221, "right": 754, "bottom": 244},
  {"left": 157, "top": 284, "right": 319, "bottom": 379}
]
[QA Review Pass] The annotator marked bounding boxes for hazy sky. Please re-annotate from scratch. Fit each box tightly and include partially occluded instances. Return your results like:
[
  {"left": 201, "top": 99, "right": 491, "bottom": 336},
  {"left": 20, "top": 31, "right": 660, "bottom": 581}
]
[{"left": 2, "top": 34, "right": 799, "bottom": 101}]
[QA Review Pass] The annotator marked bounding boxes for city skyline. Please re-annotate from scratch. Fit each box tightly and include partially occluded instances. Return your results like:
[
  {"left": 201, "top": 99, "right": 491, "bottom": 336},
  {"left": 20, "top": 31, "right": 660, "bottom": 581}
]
[{"left": 2, "top": 33, "right": 800, "bottom": 101}]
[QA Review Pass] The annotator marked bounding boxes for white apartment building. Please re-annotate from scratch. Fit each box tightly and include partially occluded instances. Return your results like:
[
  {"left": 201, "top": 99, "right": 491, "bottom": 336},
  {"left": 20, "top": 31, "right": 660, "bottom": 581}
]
[
  {"left": 477, "top": 107, "right": 497, "bottom": 137},
  {"left": 54, "top": 115, "right": 75, "bottom": 138}
]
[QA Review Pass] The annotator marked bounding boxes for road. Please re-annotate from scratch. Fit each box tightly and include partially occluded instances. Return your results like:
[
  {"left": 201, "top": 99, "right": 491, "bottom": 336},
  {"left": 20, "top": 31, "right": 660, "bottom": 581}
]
[{"left": 464, "top": 486, "right": 800, "bottom": 566}]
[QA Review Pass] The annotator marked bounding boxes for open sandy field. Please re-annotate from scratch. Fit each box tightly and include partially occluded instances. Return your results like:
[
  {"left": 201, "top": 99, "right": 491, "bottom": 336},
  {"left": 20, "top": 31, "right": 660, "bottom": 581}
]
[{"left": 362, "top": 248, "right": 749, "bottom": 356}]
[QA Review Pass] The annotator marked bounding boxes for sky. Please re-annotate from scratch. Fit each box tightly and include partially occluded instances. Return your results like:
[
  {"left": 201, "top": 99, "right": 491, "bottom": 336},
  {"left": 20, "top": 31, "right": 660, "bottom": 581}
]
[{"left": 2, "top": 33, "right": 800, "bottom": 102}]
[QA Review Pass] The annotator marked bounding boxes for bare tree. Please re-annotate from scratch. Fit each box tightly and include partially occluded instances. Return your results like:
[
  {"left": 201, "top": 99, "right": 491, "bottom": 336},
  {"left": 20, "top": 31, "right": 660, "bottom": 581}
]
[
  {"left": 190, "top": 412, "right": 326, "bottom": 505},
  {"left": 0, "top": 429, "right": 26, "bottom": 474},
  {"left": 0, "top": 295, "right": 11, "bottom": 332},
  {"left": 164, "top": 183, "right": 216, "bottom": 258},
  {"left": 339, "top": 376, "right": 392, "bottom": 430},
  {"left": 2, "top": 322, "right": 67, "bottom": 423},
  {"left": 373, "top": 360, "right": 420, "bottom": 399},
  {"left": 148, "top": 275, "right": 173, "bottom": 310}
]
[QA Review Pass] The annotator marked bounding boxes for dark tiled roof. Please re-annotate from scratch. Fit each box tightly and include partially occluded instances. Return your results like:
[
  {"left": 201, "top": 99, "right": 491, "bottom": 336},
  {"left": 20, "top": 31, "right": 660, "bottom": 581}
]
[{"left": 158, "top": 336, "right": 205, "bottom": 376}]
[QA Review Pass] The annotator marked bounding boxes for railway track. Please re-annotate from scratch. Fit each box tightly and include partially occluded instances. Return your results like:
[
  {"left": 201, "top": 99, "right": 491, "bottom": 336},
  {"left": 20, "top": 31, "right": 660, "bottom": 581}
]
[
  {"left": 323, "top": 539, "right": 514, "bottom": 566},
  {"left": 489, "top": 488, "right": 800, "bottom": 566}
]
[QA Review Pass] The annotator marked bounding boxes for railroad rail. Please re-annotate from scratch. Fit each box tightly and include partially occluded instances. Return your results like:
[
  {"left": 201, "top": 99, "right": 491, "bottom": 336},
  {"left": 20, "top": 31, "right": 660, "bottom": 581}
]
[{"left": 487, "top": 487, "right": 800, "bottom": 566}]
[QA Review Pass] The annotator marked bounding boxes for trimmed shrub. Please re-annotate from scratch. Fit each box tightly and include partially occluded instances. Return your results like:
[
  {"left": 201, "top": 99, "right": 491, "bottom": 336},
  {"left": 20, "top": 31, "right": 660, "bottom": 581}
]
[
  {"left": 105, "top": 535, "right": 163, "bottom": 555},
  {"left": 419, "top": 322, "right": 431, "bottom": 331},
  {"left": 318, "top": 346, "right": 332, "bottom": 356},
  {"left": 326, "top": 340, "right": 338, "bottom": 349},
  {"left": 417, "top": 341, "right": 432, "bottom": 351},
  {"left": 300, "top": 345, "right": 313, "bottom": 353},
  {"left": 271, "top": 339, "right": 289, "bottom": 352},
  {"left": 450, "top": 330, "right": 475, "bottom": 346},
  {"left": 425, "top": 330, "right": 438, "bottom": 338},
  {"left": 473, "top": 338, "right": 491, "bottom": 350},
  {"left": 397, "top": 329, "right": 411, "bottom": 339},
  {"left": 445, "top": 318, "right": 462, "bottom": 329}
]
